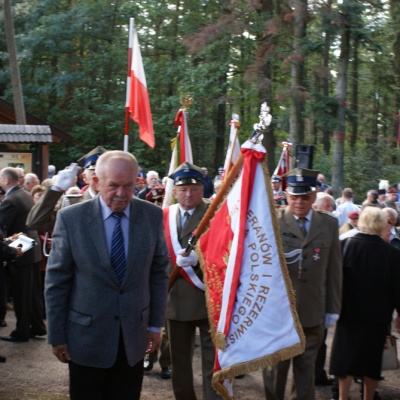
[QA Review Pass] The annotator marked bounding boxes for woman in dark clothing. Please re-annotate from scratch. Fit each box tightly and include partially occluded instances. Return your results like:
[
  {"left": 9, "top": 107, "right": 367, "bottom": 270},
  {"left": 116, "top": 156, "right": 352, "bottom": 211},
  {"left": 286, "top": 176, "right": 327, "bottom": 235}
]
[{"left": 329, "top": 206, "right": 400, "bottom": 400}]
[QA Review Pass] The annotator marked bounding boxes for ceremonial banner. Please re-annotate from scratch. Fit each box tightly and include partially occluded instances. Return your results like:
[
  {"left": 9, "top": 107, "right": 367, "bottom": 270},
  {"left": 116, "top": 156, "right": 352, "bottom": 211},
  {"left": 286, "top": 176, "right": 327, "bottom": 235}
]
[
  {"left": 273, "top": 141, "right": 291, "bottom": 191},
  {"left": 174, "top": 109, "right": 193, "bottom": 164},
  {"left": 162, "top": 137, "right": 178, "bottom": 208},
  {"left": 162, "top": 109, "right": 194, "bottom": 208},
  {"left": 198, "top": 140, "right": 305, "bottom": 399},
  {"left": 222, "top": 115, "right": 241, "bottom": 179},
  {"left": 126, "top": 19, "right": 155, "bottom": 148}
]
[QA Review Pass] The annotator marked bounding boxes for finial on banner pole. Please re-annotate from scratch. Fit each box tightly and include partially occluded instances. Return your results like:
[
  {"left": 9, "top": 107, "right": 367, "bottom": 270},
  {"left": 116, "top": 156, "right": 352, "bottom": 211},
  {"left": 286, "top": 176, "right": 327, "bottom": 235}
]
[{"left": 180, "top": 95, "right": 194, "bottom": 111}]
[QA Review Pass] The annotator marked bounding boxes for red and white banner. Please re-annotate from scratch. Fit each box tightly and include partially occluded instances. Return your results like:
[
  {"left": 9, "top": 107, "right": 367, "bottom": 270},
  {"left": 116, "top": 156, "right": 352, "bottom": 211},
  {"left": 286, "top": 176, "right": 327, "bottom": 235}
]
[
  {"left": 162, "top": 137, "right": 178, "bottom": 208},
  {"left": 162, "top": 109, "right": 194, "bottom": 208},
  {"left": 174, "top": 109, "right": 193, "bottom": 164},
  {"left": 126, "top": 18, "right": 155, "bottom": 148},
  {"left": 198, "top": 140, "right": 304, "bottom": 399},
  {"left": 273, "top": 141, "right": 292, "bottom": 191},
  {"left": 222, "top": 116, "right": 241, "bottom": 179}
]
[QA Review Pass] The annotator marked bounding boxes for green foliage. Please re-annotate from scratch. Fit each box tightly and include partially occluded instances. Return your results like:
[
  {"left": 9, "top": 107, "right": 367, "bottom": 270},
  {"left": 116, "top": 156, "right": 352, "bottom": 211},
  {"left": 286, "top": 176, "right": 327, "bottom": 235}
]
[{"left": 0, "top": 0, "right": 399, "bottom": 190}]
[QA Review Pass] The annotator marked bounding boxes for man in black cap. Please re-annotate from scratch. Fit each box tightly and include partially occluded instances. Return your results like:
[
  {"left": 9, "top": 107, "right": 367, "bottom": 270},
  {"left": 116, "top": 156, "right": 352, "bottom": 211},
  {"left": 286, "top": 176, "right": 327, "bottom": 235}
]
[
  {"left": 163, "top": 162, "right": 220, "bottom": 400},
  {"left": 263, "top": 168, "right": 342, "bottom": 400}
]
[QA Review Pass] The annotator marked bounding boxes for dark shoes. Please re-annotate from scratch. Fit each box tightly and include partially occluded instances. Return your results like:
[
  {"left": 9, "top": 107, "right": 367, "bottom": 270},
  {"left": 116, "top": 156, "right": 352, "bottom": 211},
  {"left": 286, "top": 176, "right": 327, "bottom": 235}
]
[
  {"left": 144, "top": 359, "right": 153, "bottom": 372},
  {"left": 1, "top": 335, "right": 29, "bottom": 342},
  {"left": 29, "top": 329, "right": 47, "bottom": 338},
  {"left": 315, "top": 374, "right": 334, "bottom": 386},
  {"left": 160, "top": 367, "right": 172, "bottom": 379},
  {"left": 0, "top": 320, "right": 7, "bottom": 327},
  {"left": 0, "top": 355, "right": 6, "bottom": 363}
]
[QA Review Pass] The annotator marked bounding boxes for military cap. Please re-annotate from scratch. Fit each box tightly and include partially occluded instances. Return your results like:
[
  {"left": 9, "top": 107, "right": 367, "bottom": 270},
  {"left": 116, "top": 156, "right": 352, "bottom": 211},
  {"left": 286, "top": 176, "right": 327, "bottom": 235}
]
[
  {"left": 284, "top": 168, "right": 319, "bottom": 195},
  {"left": 271, "top": 175, "right": 282, "bottom": 183},
  {"left": 78, "top": 146, "right": 108, "bottom": 170},
  {"left": 388, "top": 188, "right": 398, "bottom": 194},
  {"left": 169, "top": 162, "right": 204, "bottom": 186}
]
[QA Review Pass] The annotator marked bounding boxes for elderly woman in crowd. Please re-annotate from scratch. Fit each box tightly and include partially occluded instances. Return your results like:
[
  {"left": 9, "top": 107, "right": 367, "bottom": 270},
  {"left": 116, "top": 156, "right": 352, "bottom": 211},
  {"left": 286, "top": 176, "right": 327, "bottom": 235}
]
[{"left": 329, "top": 207, "right": 400, "bottom": 400}]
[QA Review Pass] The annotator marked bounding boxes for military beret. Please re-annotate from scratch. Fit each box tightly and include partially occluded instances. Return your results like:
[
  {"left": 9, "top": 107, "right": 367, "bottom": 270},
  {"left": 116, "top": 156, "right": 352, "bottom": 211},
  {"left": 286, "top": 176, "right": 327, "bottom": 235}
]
[{"left": 347, "top": 210, "right": 359, "bottom": 220}]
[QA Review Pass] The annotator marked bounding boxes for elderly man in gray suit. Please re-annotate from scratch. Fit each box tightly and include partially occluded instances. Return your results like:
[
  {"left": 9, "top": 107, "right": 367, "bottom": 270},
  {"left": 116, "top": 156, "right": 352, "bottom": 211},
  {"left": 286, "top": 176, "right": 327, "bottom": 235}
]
[{"left": 45, "top": 150, "right": 169, "bottom": 399}]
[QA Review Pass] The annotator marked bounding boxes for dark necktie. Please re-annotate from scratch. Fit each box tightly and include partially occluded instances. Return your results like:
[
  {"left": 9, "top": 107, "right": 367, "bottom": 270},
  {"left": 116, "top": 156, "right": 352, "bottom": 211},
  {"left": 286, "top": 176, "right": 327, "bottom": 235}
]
[
  {"left": 298, "top": 217, "right": 307, "bottom": 237},
  {"left": 182, "top": 211, "right": 190, "bottom": 230},
  {"left": 110, "top": 212, "right": 126, "bottom": 284}
]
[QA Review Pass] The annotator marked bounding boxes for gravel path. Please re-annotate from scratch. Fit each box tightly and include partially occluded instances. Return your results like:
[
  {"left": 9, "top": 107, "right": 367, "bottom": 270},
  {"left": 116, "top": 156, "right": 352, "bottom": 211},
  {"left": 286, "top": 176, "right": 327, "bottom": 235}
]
[{"left": 1, "top": 312, "right": 399, "bottom": 399}]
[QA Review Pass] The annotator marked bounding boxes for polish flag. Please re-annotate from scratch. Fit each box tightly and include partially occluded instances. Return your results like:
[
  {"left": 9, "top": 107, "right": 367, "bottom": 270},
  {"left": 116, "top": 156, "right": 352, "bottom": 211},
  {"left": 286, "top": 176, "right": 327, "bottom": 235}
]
[{"left": 126, "top": 19, "right": 155, "bottom": 148}]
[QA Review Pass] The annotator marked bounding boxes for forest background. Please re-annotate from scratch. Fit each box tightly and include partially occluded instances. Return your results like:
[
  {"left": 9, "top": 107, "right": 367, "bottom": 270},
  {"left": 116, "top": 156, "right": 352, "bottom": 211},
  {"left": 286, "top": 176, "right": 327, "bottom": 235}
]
[{"left": 1, "top": 0, "right": 400, "bottom": 202}]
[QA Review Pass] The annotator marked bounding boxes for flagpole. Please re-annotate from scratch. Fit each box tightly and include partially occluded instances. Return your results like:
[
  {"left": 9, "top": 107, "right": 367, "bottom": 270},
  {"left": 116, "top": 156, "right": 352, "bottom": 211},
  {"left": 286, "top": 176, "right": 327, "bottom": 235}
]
[{"left": 124, "top": 18, "right": 134, "bottom": 152}]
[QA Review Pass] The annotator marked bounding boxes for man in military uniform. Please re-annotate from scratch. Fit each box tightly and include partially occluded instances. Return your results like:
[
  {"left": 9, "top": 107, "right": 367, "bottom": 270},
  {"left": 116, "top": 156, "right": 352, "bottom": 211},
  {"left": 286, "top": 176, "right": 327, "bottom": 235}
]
[
  {"left": 27, "top": 146, "right": 106, "bottom": 232},
  {"left": 79, "top": 146, "right": 107, "bottom": 201},
  {"left": 163, "top": 162, "right": 220, "bottom": 400},
  {"left": 263, "top": 168, "right": 342, "bottom": 400}
]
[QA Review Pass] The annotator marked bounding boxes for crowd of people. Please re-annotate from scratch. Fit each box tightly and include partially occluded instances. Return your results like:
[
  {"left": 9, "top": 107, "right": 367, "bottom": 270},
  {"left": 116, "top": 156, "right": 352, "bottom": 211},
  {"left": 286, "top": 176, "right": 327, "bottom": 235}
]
[{"left": 0, "top": 148, "right": 399, "bottom": 400}]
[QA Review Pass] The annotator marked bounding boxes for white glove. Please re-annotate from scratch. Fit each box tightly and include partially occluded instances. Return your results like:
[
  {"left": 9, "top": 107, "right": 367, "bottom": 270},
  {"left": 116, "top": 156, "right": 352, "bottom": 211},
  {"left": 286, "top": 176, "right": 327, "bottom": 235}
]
[
  {"left": 325, "top": 313, "right": 339, "bottom": 328},
  {"left": 52, "top": 163, "right": 79, "bottom": 192},
  {"left": 176, "top": 249, "right": 198, "bottom": 268}
]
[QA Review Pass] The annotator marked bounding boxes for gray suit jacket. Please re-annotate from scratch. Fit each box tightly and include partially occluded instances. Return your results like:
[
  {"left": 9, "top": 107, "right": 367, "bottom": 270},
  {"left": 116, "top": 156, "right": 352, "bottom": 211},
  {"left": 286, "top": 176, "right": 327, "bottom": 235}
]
[
  {"left": 45, "top": 196, "right": 169, "bottom": 368},
  {"left": 279, "top": 208, "right": 342, "bottom": 327}
]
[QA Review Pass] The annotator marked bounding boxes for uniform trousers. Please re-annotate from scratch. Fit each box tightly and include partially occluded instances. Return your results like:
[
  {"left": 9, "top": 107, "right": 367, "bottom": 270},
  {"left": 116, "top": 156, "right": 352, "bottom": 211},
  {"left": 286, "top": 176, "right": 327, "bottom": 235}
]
[
  {"left": 263, "top": 324, "right": 324, "bottom": 400},
  {"left": 148, "top": 326, "right": 171, "bottom": 367},
  {"left": 167, "top": 318, "right": 221, "bottom": 400},
  {"left": 69, "top": 335, "right": 144, "bottom": 400}
]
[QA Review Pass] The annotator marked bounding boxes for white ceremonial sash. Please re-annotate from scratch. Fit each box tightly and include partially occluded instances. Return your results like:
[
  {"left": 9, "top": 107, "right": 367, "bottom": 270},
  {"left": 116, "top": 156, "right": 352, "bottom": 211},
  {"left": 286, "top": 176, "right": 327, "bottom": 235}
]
[{"left": 168, "top": 204, "right": 205, "bottom": 291}]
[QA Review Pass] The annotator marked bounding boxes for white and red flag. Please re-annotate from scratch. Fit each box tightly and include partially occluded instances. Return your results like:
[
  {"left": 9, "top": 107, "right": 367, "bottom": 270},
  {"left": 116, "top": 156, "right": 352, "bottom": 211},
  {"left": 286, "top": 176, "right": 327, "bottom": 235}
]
[
  {"left": 162, "top": 109, "right": 193, "bottom": 208},
  {"left": 222, "top": 114, "right": 241, "bottom": 180},
  {"left": 174, "top": 109, "right": 193, "bottom": 164},
  {"left": 125, "top": 18, "right": 155, "bottom": 149},
  {"left": 273, "top": 141, "right": 292, "bottom": 191},
  {"left": 198, "top": 140, "right": 305, "bottom": 399}
]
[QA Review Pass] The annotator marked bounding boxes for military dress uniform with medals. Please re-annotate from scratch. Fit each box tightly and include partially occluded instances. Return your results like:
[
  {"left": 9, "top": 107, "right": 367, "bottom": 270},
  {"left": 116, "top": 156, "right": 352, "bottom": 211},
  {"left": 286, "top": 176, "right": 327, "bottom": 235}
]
[
  {"left": 263, "top": 168, "right": 342, "bottom": 400},
  {"left": 164, "top": 163, "right": 221, "bottom": 400}
]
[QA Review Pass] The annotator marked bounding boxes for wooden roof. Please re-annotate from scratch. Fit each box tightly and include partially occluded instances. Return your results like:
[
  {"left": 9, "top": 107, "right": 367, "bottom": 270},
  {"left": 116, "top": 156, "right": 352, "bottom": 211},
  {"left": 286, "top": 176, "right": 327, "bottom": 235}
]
[
  {"left": 0, "top": 99, "right": 72, "bottom": 143},
  {"left": 0, "top": 124, "right": 52, "bottom": 142}
]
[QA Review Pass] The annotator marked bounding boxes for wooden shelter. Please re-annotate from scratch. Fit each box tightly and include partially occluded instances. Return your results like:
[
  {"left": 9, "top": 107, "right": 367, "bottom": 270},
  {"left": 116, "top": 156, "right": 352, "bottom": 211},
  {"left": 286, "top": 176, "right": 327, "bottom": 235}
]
[{"left": 0, "top": 99, "right": 71, "bottom": 180}]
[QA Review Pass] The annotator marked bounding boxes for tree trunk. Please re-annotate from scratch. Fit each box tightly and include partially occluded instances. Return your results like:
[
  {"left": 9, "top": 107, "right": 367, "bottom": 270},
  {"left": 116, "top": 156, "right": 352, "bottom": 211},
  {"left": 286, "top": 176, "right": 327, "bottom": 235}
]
[
  {"left": 3, "top": 0, "right": 26, "bottom": 125},
  {"left": 289, "top": 0, "right": 308, "bottom": 148},
  {"left": 350, "top": 37, "right": 359, "bottom": 148},
  {"left": 332, "top": 1, "right": 351, "bottom": 196},
  {"left": 322, "top": 0, "right": 333, "bottom": 154}
]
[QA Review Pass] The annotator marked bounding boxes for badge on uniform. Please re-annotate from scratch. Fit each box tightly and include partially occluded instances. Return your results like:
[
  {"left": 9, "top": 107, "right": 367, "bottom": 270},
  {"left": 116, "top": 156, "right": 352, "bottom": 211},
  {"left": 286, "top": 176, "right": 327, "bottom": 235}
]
[{"left": 313, "top": 248, "right": 320, "bottom": 261}]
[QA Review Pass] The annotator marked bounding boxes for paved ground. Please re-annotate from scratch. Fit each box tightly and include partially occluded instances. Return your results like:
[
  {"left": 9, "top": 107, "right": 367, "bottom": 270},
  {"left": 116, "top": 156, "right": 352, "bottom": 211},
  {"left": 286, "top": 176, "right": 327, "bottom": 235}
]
[{"left": 0, "top": 311, "right": 399, "bottom": 399}]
